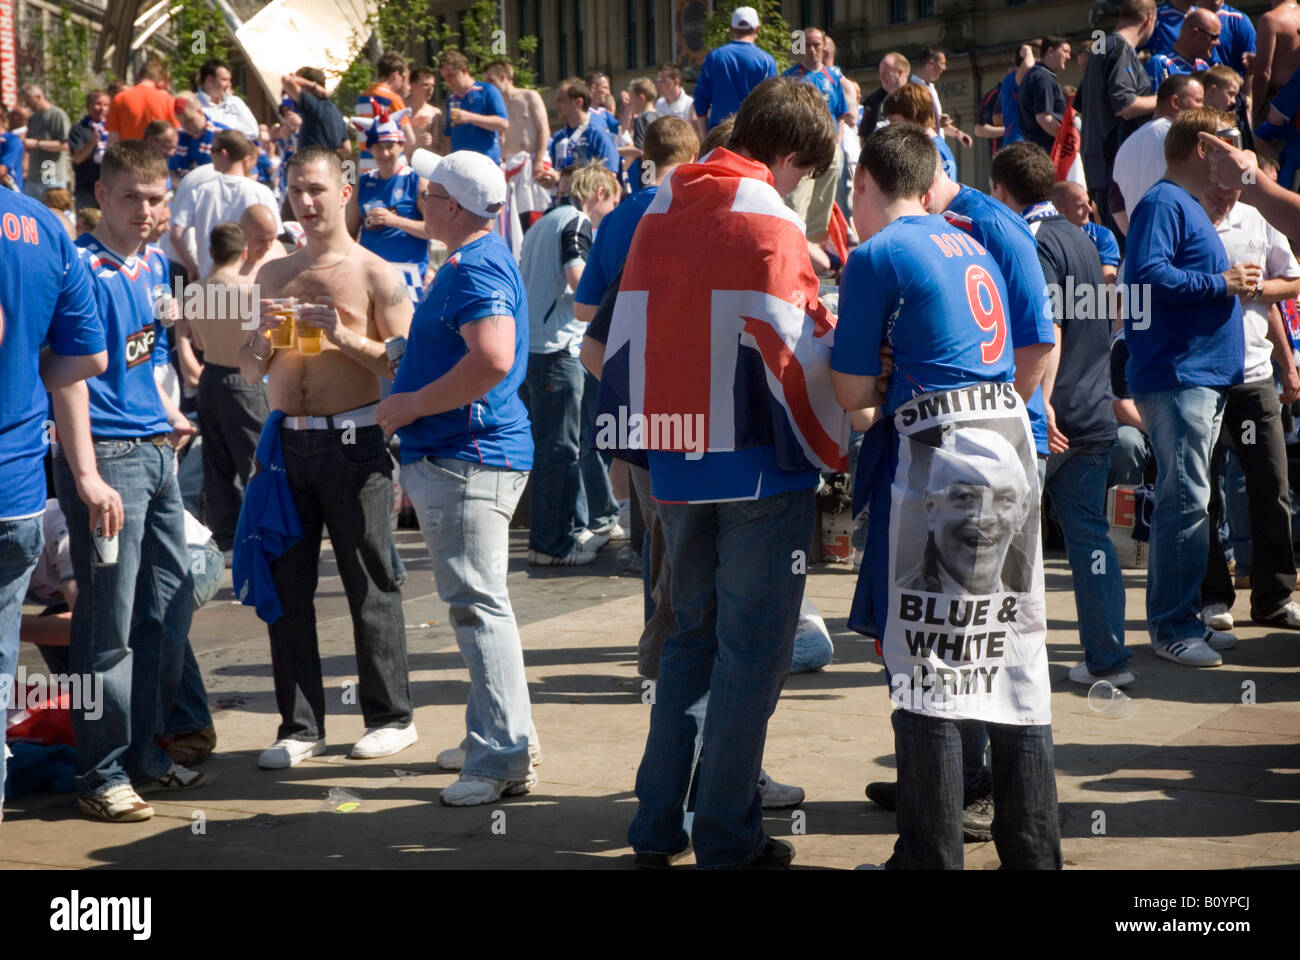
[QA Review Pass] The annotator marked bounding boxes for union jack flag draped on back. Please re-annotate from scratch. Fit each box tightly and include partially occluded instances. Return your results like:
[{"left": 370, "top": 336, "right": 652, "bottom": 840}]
[{"left": 598, "top": 148, "right": 848, "bottom": 473}]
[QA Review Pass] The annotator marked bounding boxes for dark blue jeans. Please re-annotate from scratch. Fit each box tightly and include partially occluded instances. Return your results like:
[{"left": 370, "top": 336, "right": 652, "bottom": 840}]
[
  {"left": 520, "top": 351, "right": 586, "bottom": 556},
  {"left": 888, "top": 708, "right": 1062, "bottom": 870},
  {"left": 1046, "top": 441, "right": 1130, "bottom": 675},
  {"left": 628, "top": 487, "right": 815, "bottom": 868},
  {"left": 579, "top": 370, "right": 618, "bottom": 530},
  {"left": 54, "top": 440, "right": 194, "bottom": 796},
  {"left": 0, "top": 515, "right": 43, "bottom": 807}
]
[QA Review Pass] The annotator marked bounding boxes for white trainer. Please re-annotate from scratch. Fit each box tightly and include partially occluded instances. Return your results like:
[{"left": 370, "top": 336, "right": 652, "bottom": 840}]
[
  {"left": 1256, "top": 600, "right": 1300, "bottom": 629},
  {"left": 1153, "top": 636, "right": 1222, "bottom": 667},
  {"left": 1202, "top": 602, "right": 1233, "bottom": 632},
  {"left": 350, "top": 723, "right": 418, "bottom": 759},
  {"left": 1068, "top": 662, "right": 1135, "bottom": 687},
  {"left": 258, "top": 738, "right": 325, "bottom": 769},
  {"left": 757, "top": 768, "right": 805, "bottom": 808},
  {"left": 439, "top": 770, "right": 537, "bottom": 806},
  {"left": 575, "top": 527, "right": 612, "bottom": 551},
  {"left": 437, "top": 733, "right": 543, "bottom": 771},
  {"left": 1203, "top": 628, "right": 1237, "bottom": 651}
]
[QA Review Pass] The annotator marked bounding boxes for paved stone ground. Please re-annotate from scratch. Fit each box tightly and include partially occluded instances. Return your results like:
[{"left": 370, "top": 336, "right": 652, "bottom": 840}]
[{"left": 4, "top": 532, "right": 1298, "bottom": 869}]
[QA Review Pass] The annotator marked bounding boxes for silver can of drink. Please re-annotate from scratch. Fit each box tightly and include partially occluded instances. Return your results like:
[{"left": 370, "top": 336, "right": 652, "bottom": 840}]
[{"left": 384, "top": 336, "right": 407, "bottom": 377}]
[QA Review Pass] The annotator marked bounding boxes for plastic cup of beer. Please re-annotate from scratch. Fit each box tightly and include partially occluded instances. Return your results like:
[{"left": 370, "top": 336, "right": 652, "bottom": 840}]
[
  {"left": 296, "top": 308, "right": 323, "bottom": 355},
  {"left": 268, "top": 298, "right": 296, "bottom": 349}
]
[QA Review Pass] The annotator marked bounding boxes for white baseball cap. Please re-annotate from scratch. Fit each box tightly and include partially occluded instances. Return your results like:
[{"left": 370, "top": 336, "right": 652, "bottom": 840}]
[
  {"left": 731, "top": 6, "right": 760, "bottom": 29},
  {"left": 410, "top": 149, "right": 506, "bottom": 220}
]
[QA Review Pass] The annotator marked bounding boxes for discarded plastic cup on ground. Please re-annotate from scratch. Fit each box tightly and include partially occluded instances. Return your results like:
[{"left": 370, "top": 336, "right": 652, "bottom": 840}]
[
  {"left": 1087, "top": 680, "right": 1135, "bottom": 718},
  {"left": 318, "top": 787, "right": 362, "bottom": 813}
]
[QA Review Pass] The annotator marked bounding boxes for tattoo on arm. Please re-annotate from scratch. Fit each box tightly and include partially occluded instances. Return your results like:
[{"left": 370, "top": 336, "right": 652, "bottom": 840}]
[{"left": 390, "top": 280, "right": 407, "bottom": 306}]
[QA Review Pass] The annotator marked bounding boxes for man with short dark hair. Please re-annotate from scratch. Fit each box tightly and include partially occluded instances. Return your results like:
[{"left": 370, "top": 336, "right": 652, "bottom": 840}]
[
  {"left": 610, "top": 76, "right": 843, "bottom": 869},
  {"left": 357, "top": 52, "right": 417, "bottom": 163},
  {"left": 281, "top": 68, "right": 351, "bottom": 155},
  {"left": 653, "top": 63, "right": 695, "bottom": 122},
  {"left": 833, "top": 123, "right": 1059, "bottom": 870},
  {"left": 692, "top": 5, "right": 778, "bottom": 134},
  {"left": 546, "top": 79, "right": 621, "bottom": 177},
  {"left": 69, "top": 90, "right": 111, "bottom": 210},
  {"left": 440, "top": 51, "right": 510, "bottom": 163},
  {"left": 1019, "top": 37, "right": 1071, "bottom": 151},
  {"left": 1078, "top": 0, "right": 1158, "bottom": 231},
  {"left": 991, "top": 142, "right": 1131, "bottom": 688},
  {"left": 237, "top": 145, "right": 415, "bottom": 769},
  {"left": 55, "top": 142, "right": 208, "bottom": 821},
  {"left": 196, "top": 59, "right": 260, "bottom": 140},
  {"left": 911, "top": 45, "right": 972, "bottom": 148},
  {"left": 1112, "top": 74, "right": 1205, "bottom": 230},
  {"left": 1126, "top": 108, "right": 1258, "bottom": 666}
]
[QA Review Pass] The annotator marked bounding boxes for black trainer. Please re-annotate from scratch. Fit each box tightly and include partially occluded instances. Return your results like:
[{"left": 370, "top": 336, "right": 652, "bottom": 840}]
[
  {"left": 865, "top": 781, "right": 897, "bottom": 810},
  {"left": 633, "top": 845, "right": 691, "bottom": 869},
  {"left": 739, "top": 836, "right": 795, "bottom": 870},
  {"left": 866, "top": 780, "right": 994, "bottom": 842}
]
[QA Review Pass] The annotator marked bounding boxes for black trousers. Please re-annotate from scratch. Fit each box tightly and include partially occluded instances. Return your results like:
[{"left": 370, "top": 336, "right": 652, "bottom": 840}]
[
  {"left": 197, "top": 363, "right": 269, "bottom": 549},
  {"left": 1203, "top": 378, "right": 1296, "bottom": 619}
]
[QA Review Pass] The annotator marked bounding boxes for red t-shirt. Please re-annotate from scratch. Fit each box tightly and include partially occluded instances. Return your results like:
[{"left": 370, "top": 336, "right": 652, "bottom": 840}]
[{"left": 106, "top": 82, "right": 176, "bottom": 140}]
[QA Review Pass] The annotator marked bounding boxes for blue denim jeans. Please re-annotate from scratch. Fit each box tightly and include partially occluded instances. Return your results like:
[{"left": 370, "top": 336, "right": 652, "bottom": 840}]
[
  {"left": 519, "top": 351, "right": 586, "bottom": 556},
  {"left": 580, "top": 370, "right": 618, "bottom": 530},
  {"left": 0, "top": 516, "right": 44, "bottom": 810},
  {"left": 54, "top": 440, "right": 195, "bottom": 796},
  {"left": 164, "top": 540, "right": 222, "bottom": 736},
  {"left": 1135, "top": 387, "right": 1226, "bottom": 645},
  {"left": 1045, "top": 441, "right": 1130, "bottom": 675},
  {"left": 1219, "top": 450, "right": 1250, "bottom": 576},
  {"left": 628, "top": 487, "right": 815, "bottom": 868},
  {"left": 1108, "top": 424, "right": 1152, "bottom": 488},
  {"left": 888, "top": 708, "right": 1062, "bottom": 869},
  {"left": 401, "top": 456, "right": 535, "bottom": 781}
]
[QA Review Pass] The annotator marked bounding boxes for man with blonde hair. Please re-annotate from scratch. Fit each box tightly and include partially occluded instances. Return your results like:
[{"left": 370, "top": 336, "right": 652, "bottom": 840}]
[{"left": 519, "top": 162, "right": 621, "bottom": 566}]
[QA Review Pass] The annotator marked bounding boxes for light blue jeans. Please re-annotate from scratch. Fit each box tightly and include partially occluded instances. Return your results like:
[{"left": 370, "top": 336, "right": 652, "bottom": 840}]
[
  {"left": 1135, "top": 387, "right": 1226, "bottom": 645},
  {"left": 0, "top": 516, "right": 44, "bottom": 811},
  {"left": 401, "top": 456, "right": 535, "bottom": 782}
]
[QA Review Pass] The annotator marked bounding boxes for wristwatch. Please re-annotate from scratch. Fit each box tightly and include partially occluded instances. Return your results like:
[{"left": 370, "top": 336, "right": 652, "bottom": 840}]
[{"left": 1250, "top": 279, "right": 1264, "bottom": 302}]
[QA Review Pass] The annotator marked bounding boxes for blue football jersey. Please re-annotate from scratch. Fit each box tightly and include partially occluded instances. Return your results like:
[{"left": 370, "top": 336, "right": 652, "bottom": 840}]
[
  {"left": 833, "top": 214, "right": 1016, "bottom": 415},
  {"left": 445, "top": 81, "right": 508, "bottom": 162},
  {"left": 0, "top": 193, "right": 104, "bottom": 518},
  {"left": 75, "top": 235, "right": 172, "bottom": 438},
  {"left": 357, "top": 167, "right": 428, "bottom": 270}
]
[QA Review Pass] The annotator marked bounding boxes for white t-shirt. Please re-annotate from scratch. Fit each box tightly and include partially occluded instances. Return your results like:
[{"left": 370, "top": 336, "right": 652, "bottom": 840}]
[
  {"left": 1215, "top": 201, "right": 1300, "bottom": 383},
  {"left": 166, "top": 163, "right": 223, "bottom": 267},
  {"left": 909, "top": 75, "right": 942, "bottom": 130},
  {"left": 654, "top": 91, "right": 695, "bottom": 122},
  {"left": 172, "top": 172, "right": 282, "bottom": 277},
  {"left": 1113, "top": 116, "right": 1171, "bottom": 216},
  {"left": 197, "top": 90, "right": 261, "bottom": 140}
]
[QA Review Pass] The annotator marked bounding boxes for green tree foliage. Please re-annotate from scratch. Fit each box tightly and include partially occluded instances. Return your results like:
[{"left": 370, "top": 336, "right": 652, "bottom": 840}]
[
  {"left": 168, "top": 0, "right": 236, "bottom": 93},
  {"left": 702, "top": 0, "right": 794, "bottom": 74},
  {"left": 433, "top": 1, "right": 538, "bottom": 88},
  {"left": 27, "top": 9, "right": 102, "bottom": 118}
]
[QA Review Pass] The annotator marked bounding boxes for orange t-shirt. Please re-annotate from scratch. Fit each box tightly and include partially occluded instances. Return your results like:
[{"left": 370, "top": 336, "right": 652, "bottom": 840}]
[
  {"left": 359, "top": 83, "right": 407, "bottom": 114},
  {"left": 106, "top": 82, "right": 176, "bottom": 140}
]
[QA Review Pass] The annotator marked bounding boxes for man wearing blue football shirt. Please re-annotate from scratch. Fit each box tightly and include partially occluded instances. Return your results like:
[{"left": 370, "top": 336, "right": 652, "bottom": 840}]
[
  {"left": 440, "top": 51, "right": 510, "bottom": 164},
  {"left": 832, "top": 123, "right": 1060, "bottom": 870},
  {"left": 1126, "top": 109, "right": 1258, "bottom": 666},
  {"left": 692, "top": 6, "right": 778, "bottom": 134},
  {"left": 378, "top": 150, "right": 540, "bottom": 807},
  {"left": 0, "top": 188, "right": 107, "bottom": 820},
  {"left": 52, "top": 142, "right": 207, "bottom": 822}
]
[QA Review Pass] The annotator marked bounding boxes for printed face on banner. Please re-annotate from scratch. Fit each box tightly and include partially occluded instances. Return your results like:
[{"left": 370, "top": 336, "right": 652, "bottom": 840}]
[{"left": 885, "top": 382, "right": 1051, "bottom": 725}]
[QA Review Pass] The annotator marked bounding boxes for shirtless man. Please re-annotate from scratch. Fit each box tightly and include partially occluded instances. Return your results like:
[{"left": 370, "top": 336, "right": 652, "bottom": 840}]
[
  {"left": 408, "top": 67, "right": 445, "bottom": 154},
  {"left": 237, "top": 145, "right": 415, "bottom": 769},
  {"left": 184, "top": 222, "right": 267, "bottom": 551},
  {"left": 1253, "top": 0, "right": 1300, "bottom": 117},
  {"left": 485, "top": 60, "right": 552, "bottom": 255},
  {"left": 237, "top": 203, "right": 286, "bottom": 278}
]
